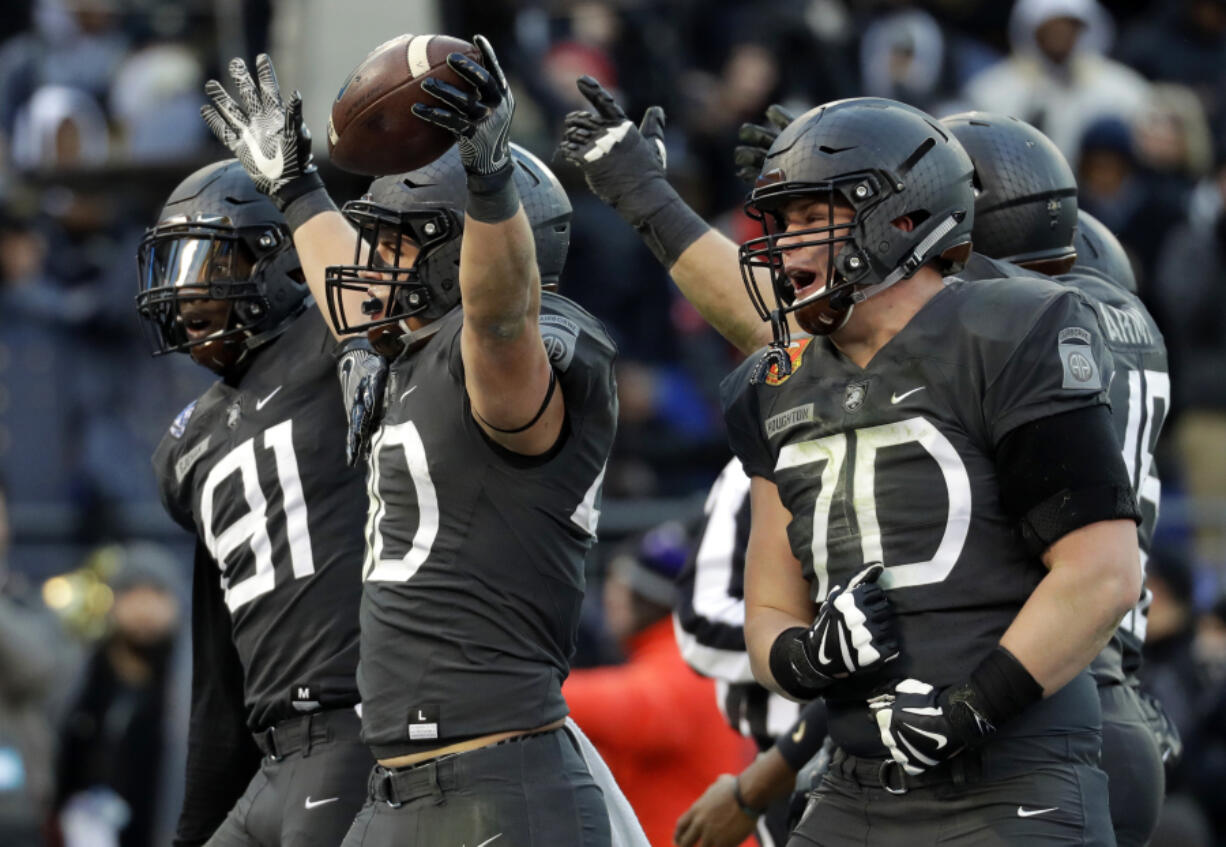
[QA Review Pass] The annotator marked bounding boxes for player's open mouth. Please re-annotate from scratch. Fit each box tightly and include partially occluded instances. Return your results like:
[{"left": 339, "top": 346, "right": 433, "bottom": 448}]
[{"left": 787, "top": 268, "right": 819, "bottom": 299}]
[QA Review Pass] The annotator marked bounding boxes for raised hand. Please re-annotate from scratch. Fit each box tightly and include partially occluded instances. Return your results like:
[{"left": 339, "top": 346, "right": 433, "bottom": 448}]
[
  {"left": 556, "top": 75, "right": 668, "bottom": 223},
  {"left": 733, "top": 103, "right": 796, "bottom": 183},
  {"left": 413, "top": 35, "right": 514, "bottom": 177},
  {"left": 201, "top": 54, "right": 320, "bottom": 209}
]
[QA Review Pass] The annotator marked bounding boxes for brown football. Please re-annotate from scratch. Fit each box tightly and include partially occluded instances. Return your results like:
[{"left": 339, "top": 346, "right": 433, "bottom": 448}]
[{"left": 327, "top": 34, "right": 481, "bottom": 176}]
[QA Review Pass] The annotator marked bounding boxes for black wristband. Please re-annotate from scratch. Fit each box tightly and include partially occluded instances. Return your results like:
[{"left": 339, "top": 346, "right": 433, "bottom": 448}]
[
  {"left": 768, "top": 626, "right": 829, "bottom": 701},
  {"left": 283, "top": 181, "right": 338, "bottom": 233},
  {"left": 466, "top": 162, "right": 520, "bottom": 223},
  {"left": 638, "top": 194, "right": 710, "bottom": 269},
  {"left": 942, "top": 646, "right": 1043, "bottom": 745}
]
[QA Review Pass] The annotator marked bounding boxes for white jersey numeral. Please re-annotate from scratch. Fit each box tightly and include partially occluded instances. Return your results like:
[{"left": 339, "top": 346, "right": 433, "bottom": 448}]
[
  {"left": 777, "top": 417, "right": 972, "bottom": 601},
  {"left": 363, "top": 421, "right": 440, "bottom": 582},
  {"left": 200, "top": 419, "right": 315, "bottom": 611}
]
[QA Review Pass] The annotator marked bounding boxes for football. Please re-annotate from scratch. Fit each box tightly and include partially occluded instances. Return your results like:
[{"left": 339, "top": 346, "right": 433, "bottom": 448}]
[{"left": 327, "top": 33, "right": 481, "bottom": 176}]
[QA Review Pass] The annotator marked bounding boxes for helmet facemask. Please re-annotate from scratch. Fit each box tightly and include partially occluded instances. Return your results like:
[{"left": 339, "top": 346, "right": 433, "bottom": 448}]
[
  {"left": 136, "top": 218, "right": 296, "bottom": 374},
  {"left": 740, "top": 174, "right": 887, "bottom": 343},
  {"left": 324, "top": 199, "right": 462, "bottom": 354}
]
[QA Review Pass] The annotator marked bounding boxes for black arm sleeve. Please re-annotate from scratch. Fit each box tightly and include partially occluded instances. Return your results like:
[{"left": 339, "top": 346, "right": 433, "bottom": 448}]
[
  {"left": 773, "top": 698, "right": 828, "bottom": 772},
  {"left": 995, "top": 405, "right": 1140, "bottom": 557},
  {"left": 173, "top": 542, "right": 262, "bottom": 847}
]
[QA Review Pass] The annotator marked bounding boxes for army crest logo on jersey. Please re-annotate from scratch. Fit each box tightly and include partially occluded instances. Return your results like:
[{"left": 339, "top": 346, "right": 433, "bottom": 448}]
[
  {"left": 844, "top": 379, "right": 870, "bottom": 412},
  {"left": 764, "top": 337, "right": 814, "bottom": 386}
]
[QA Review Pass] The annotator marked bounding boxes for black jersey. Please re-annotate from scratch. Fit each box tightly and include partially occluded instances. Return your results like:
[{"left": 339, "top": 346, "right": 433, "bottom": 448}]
[
  {"left": 673, "top": 457, "right": 803, "bottom": 749},
  {"left": 722, "top": 276, "right": 1113, "bottom": 756},
  {"left": 1062, "top": 268, "right": 1167, "bottom": 678},
  {"left": 153, "top": 309, "right": 366, "bottom": 732},
  {"left": 965, "top": 255, "right": 1169, "bottom": 681},
  {"left": 358, "top": 292, "right": 618, "bottom": 758}
]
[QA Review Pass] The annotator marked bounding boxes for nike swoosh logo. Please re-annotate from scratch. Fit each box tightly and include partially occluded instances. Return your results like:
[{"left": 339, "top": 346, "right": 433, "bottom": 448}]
[
  {"left": 1017, "top": 806, "right": 1058, "bottom": 818},
  {"left": 240, "top": 126, "right": 285, "bottom": 181},
  {"left": 304, "top": 796, "right": 339, "bottom": 809},
  {"left": 583, "top": 121, "right": 633, "bottom": 162},
  {"left": 791, "top": 720, "right": 806, "bottom": 744},
  {"left": 255, "top": 386, "right": 282, "bottom": 410},
  {"left": 890, "top": 386, "right": 925, "bottom": 404},
  {"left": 817, "top": 627, "right": 833, "bottom": 667},
  {"left": 399, "top": 386, "right": 417, "bottom": 403}
]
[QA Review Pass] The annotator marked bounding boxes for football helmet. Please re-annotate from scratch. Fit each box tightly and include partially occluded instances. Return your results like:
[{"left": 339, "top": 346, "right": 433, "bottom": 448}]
[
  {"left": 741, "top": 97, "right": 974, "bottom": 357},
  {"left": 324, "top": 143, "right": 572, "bottom": 344},
  {"left": 135, "top": 159, "right": 307, "bottom": 374},
  {"left": 941, "top": 111, "right": 1078, "bottom": 275},
  {"left": 1072, "top": 210, "right": 1137, "bottom": 294}
]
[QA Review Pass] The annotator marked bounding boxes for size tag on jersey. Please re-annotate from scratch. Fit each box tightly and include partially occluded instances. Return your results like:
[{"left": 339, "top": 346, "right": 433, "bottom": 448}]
[
  {"left": 1058, "top": 327, "right": 1101, "bottom": 390},
  {"left": 290, "top": 683, "right": 321, "bottom": 712},
  {"left": 408, "top": 704, "right": 439, "bottom": 740}
]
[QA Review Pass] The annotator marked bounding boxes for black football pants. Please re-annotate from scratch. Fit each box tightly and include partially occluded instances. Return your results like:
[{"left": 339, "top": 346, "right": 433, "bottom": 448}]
[
  {"left": 1099, "top": 682, "right": 1164, "bottom": 847},
  {"left": 206, "top": 708, "right": 373, "bottom": 847},
  {"left": 789, "top": 733, "right": 1115, "bottom": 846},
  {"left": 340, "top": 727, "right": 611, "bottom": 847}
]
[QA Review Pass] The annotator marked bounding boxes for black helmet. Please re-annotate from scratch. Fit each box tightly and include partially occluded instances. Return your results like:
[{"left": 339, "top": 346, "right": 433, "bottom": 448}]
[
  {"left": 1072, "top": 210, "right": 1137, "bottom": 294},
  {"left": 324, "top": 143, "right": 572, "bottom": 342},
  {"left": 136, "top": 160, "right": 307, "bottom": 375},
  {"left": 940, "top": 111, "right": 1078, "bottom": 274},
  {"left": 740, "top": 97, "right": 974, "bottom": 352}
]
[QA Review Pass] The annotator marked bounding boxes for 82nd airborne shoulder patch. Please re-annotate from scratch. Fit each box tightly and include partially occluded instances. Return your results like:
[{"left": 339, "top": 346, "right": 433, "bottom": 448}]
[{"left": 1058, "top": 327, "right": 1102, "bottom": 390}]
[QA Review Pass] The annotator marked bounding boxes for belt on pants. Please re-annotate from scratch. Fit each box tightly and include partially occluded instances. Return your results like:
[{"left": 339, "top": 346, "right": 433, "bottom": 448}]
[
  {"left": 830, "top": 746, "right": 999, "bottom": 796},
  {"left": 369, "top": 726, "right": 566, "bottom": 807},
  {"left": 253, "top": 707, "right": 359, "bottom": 761}
]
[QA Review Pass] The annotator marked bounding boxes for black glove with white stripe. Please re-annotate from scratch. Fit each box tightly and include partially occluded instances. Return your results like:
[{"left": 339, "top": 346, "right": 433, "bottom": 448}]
[
  {"left": 336, "top": 337, "right": 387, "bottom": 467},
  {"left": 805, "top": 562, "right": 900, "bottom": 681},
  {"left": 869, "top": 679, "right": 972, "bottom": 775},
  {"left": 555, "top": 76, "right": 707, "bottom": 268},
  {"left": 413, "top": 35, "right": 514, "bottom": 179},
  {"left": 869, "top": 645, "right": 1043, "bottom": 776},
  {"left": 202, "top": 54, "right": 322, "bottom": 211}
]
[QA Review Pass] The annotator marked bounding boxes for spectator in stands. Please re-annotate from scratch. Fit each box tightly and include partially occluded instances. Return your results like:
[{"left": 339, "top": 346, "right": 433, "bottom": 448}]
[
  {"left": 963, "top": 0, "right": 1150, "bottom": 157},
  {"left": 54, "top": 541, "right": 185, "bottom": 847},
  {"left": 1117, "top": 0, "right": 1226, "bottom": 127},
  {"left": 1076, "top": 114, "right": 1189, "bottom": 287},
  {"left": 565, "top": 522, "right": 753, "bottom": 847},
  {"left": 1153, "top": 147, "right": 1226, "bottom": 567},
  {"left": 0, "top": 478, "right": 58, "bottom": 847}
]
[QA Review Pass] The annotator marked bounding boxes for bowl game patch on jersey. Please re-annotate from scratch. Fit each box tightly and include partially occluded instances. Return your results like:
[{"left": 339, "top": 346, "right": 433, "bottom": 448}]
[
  {"left": 765, "top": 337, "right": 814, "bottom": 386},
  {"left": 169, "top": 398, "right": 198, "bottom": 439}
]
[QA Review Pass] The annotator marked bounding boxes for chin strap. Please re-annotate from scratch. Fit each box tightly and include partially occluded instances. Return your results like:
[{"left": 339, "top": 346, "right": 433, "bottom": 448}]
[{"left": 849, "top": 211, "right": 964, "bottom": 305}]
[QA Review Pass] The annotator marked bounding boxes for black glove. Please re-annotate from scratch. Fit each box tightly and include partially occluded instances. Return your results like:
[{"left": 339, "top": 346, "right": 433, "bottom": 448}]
[
  {"left": 733, "top": 103, "right": 796, "bottom": 184},
  {"left": 869, "top": 679, "right": 977, "bottom": 775},
  {"left": 336, "top": 337, "right": 387, "bottom": 467},
  {"left": 413, "top": 35, "right": 514, "bottom": 179},
  {"left": 556, "top": 76, "right": 669, "bottom": 228},
  {"left": 805, "top": 562, "right": 900, "bottom": 680},
  {"left": 555, "top": 76, "right": 708, "bottom": 268},
  {"left": 1136, "top": 687, "right": 1183, "bottom": 774},
  {"left": 201, "top": 54, "right": 322, "bottom": 211}
]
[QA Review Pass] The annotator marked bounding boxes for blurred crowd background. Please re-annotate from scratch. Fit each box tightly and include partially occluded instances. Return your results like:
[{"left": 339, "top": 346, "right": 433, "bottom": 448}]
[{"left": 2, "top": 0, "right": 1226, "bottom": 845}]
